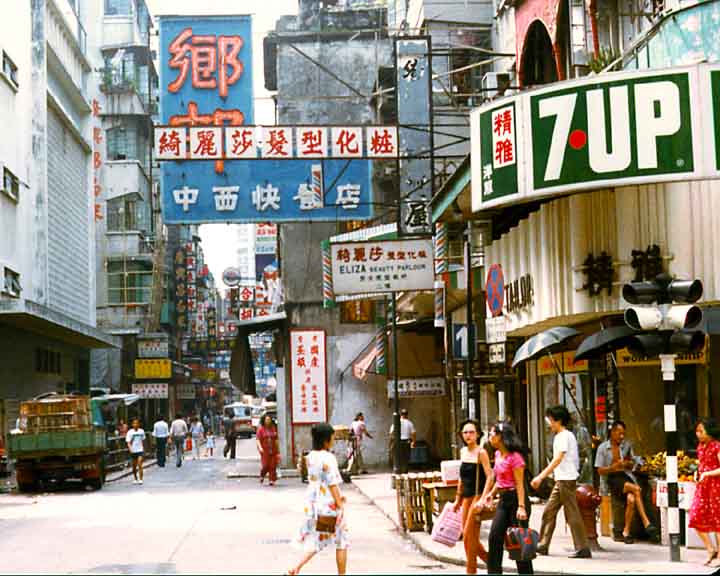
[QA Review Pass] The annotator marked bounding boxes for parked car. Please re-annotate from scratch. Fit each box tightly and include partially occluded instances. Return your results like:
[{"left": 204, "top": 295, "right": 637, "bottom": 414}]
[
  {"left": 251, "top": 406, "right": 265, "bottom": 432},
  {"left": 223, "top": 403, "right": 254, "bottom": 438}
]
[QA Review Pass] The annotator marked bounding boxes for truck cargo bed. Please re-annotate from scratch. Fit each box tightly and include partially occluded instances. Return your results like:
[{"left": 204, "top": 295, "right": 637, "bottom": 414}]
[{"left": 9, "top": 429, "right": 106, "bottom": 459}]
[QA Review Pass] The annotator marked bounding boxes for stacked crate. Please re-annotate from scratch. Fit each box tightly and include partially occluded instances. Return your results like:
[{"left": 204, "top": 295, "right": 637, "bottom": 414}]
[
  {"left": 394, "top": 472, "right": 441, "bottom": 532},
  {"left": 19, "top": 396, "right": 91, "bottom": 433}
]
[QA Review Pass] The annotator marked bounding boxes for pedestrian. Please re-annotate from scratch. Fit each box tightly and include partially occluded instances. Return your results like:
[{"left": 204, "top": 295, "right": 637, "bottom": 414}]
[
  {"left": 170, "top": 412, "right": 188, "bottom": 468},
  {"left": 531, "top": 405, "right": 592, "bottom": 558},
  {"left": 205, "top": 429, "right": 215, "bottom": 458},
  {"left": 595, "top": 421, "right": 658, "bottom": 543},
  {"left": 688, "top": 417, "right": 720, "bottom": 566},
  {"left": 288, "top": 422, "right": 349, "bottom": 575},
  {"left": 125, "top": 418, "right": 146, "bottom": 485},
  {"left": 350, "top": 413, "right": 373, "bottom": 474},
  {"left": 190, "top": 417, "right": 204, "bottom": 460},
  {"left": 152, "top": 414, "right": 169, "bottom": 468},
  {"left": 389, "top": 408, "right": 416, "bottom": 474},
  {"left": 452, "top": 419, "right": 492, "bottom": 573},
  {"left": 116, "top": 419, "right": 128, "bottom": 438},
  {"left": 223, "top": 412, "right": 237, "bottom": 459},
  {"left": 257, "top": 414, "right": 280, "bottom": 485},
  {"left": 480, "top": 421, "right": 533, "bottom": 575}
]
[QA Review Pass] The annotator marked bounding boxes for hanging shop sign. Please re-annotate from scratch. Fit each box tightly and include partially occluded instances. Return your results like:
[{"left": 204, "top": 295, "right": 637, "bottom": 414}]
[
  {"left": 222, "top": 267, "right": 242, "bottom": 287},
  {"left": 135, "top": 359, "right": 172, "bottom": 380},
  {"left": 387, "top": 377, "right": 445, "bottom": 398},
  {"left": 158, "top": 17, "right": 374, "bottom": 224},
  {"left": 291, "top": 330, "right": 327, "bottom": 424},
  {"left": 255, "top": 223, "right": 278, "bottom": 255},
  {"left": 137, "top": 338, "right": 169, "bottom": 359},
  {"left": 615, "top": 340, "right": 708, "bottom": 367},
  {"left": 330, "top": 238, "right": 434, "bottom": 295},
  {"left": 176, "top": 384, "right": 196, "bottom": 400},
  {"left": 472, "top": 64, "right": 720, "bottom": 212},
  {"left": 131, "top": 383, "right": 169, "bottom": 399}
]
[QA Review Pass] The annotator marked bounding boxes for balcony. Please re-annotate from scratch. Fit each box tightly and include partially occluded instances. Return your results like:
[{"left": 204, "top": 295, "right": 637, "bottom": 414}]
[
  {"left": 104, "top": 160, "right": 149, "bottom": 202},
  {"left": 103, "top": 0, "right": 151, "bottom": 49}
]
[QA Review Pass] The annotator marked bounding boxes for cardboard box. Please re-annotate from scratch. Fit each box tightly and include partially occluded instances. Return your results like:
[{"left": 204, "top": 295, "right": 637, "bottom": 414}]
[{"left": 441, "top": 460, "right": 461, "bottom": 485}]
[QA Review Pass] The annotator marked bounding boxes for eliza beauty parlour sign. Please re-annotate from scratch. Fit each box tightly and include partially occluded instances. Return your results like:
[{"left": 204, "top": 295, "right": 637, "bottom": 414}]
[
  {"left": 330, "top": 238, "right": 434, "bottom": 295},
  {"left": 471, "top": 64, "right": 720, "bottom": 211}
]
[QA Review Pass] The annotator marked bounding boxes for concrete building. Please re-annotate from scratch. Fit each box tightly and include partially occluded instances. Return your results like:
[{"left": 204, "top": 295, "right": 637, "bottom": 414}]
[
  {"left": 89, "top": 0, "right": 163, "bottom": 396},
  {"left": 0, "top": 0, "right": 118, "bottom": 442}
]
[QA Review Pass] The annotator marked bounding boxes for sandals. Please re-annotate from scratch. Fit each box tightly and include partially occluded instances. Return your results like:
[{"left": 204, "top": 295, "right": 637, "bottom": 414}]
[{"left": 704, "top": 550, "right": 718, "bottom": 566}]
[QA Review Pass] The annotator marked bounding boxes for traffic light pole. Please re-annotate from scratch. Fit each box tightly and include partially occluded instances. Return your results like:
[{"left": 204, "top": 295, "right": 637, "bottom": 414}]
[{"left": 660, "top": 353, "right": 681, "bottom": 562}]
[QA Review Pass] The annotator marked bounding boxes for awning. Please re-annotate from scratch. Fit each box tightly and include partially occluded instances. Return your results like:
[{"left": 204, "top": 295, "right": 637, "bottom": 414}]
[
  {"left": 353, "top": 345, "right": 380, "bottom": 381},
  {"left": 93, "top": 393, "right": 140, "bottom": 406},
  {"left": 235, "top": 310, "right": 287, "bottom": 331},
  {"left": 0, "top": 299, "right": 120, "bottom": 349},
  {"left": 329, "top": 223, "right": 397, "bottom": 243},
  {"left": 430, "top": 155, "right": 471, "bottom": 223}
]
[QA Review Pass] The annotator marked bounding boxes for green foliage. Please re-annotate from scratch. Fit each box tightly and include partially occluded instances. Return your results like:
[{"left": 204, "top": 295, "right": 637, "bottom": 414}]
[{"left": 588, "top": 47, "right": 618, "bottom": 74}]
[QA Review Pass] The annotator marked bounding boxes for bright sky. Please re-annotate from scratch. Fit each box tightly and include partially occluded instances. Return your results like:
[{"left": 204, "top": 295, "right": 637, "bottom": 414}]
[{"left": 146, "top": 0, "right": 298, "bottom": 291}]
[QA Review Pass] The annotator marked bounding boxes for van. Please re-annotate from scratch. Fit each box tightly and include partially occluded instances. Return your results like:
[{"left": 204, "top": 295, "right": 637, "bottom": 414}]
[{"left": 223, "top": 403, "right": 254, "bottom": 438}]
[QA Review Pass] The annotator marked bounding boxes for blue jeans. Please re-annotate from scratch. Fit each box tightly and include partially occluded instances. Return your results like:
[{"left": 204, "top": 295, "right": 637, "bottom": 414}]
[
  {"left": 156, "top": 439, "right": 167, "bottom": 467},
  {"left": 173, "top": 437, "right": 185, "bottom": 467}
]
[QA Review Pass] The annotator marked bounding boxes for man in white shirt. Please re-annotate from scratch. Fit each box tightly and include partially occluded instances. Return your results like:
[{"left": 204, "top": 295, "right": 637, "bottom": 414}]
[
  {"left": 389, "top": 409, "right": 416, "bottom": 473},
  {"left": 170, "top": 413, "right": 189, "bottom": 468},
  {"left": 125, "top": 418, "right": 146, "bottom": 485},
  {"left": 351, "top": 412, "right": 373, "bottom": 474},
  {"left": 152, "top": 414, "right": 169, "bottom": 468},
  {"left": 531, "top": 405, "right": 591, "bottom": 559}
]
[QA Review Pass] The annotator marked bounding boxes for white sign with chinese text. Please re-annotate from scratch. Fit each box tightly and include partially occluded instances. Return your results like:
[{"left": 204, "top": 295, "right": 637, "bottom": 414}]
[
  {"left": 291, "top": 330, "right": 327, "bottom": 424},
  {"left": 137, "top": 338, "right": 170, "bottom": 358},
  {"left": 387, "top": 377, "right": 445, "bottom": 398},
  {"left": 330, "top": 238, "right": 435, "bottom": 295},
  {"left": 132, "top": 383, "right": 169, "bottom": 399}
]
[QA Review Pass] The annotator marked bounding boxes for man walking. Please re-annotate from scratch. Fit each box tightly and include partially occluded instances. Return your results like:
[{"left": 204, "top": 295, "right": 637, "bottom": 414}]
[
  {"left": 125, "top": 418, "right": 146, "bottom": 485},
  {"left": 170, "top": 412, "right": 188, "bottom": 468},
  {"left": 531, "top": 405, "right": 592, "bottom": 559},
  {"left": 223, "top": 413, "right": 237, "bottom": 459},
  {"left": 389, "top": 408, "right": 416, "bottom": 474},
  {"left": 152, "top": 414, "right": 169, "bottom": 468},
  {"left": 351, "top": 412, "right": 373, "bottom": 474}
]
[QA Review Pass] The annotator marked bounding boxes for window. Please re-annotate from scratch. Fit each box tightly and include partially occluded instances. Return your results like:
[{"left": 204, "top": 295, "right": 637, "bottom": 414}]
[
  {"left": 106, "top": 125, "right": 139, "bottom": 161},
  {"left": 2, "top": 267, "right": 20, "bottom": 298},
  {"left": 107, "top": 260, "right": 152, "bottom": 305},
  {"left": 107, "top": 197, "right": 138, "bottom": 231},
  {"left": 105, "top": 0, "right": 132, "bottom": 16},
  {"left": 340, "top": 299, "right": 375, "bottom": 324},
  {"left": 2, "top": 51, "right": 18, "bottom": 89},
  {"left": 3, "top": 167, "right": 19, "bottom": 202},
  {"left": 35, "top": 349, "right": 61, "bottom": 375}
]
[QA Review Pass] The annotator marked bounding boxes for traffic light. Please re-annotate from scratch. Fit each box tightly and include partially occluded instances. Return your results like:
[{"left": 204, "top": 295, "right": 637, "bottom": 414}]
[{"left": 622, "top": 273, "right": 705, "bottom": 355}]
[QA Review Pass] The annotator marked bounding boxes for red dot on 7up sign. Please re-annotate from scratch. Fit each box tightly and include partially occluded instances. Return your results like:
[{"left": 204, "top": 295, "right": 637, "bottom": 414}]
[{"left": 530, "top": 71, "right": 696, "bottom": 193}]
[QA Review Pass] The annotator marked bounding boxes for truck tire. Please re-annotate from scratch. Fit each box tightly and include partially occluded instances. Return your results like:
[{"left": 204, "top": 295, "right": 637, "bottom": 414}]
[
  {"left": 88, "top": 455, "right": 106, "bottom": 490},
  {"left": 17, "top": 480, "right": 36, "bottom": 493}
]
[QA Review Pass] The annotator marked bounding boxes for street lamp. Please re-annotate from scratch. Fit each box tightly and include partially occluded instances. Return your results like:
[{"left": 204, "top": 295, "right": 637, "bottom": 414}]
[{"left": 622, "top": 273, "right": 705, "bottom": 562}]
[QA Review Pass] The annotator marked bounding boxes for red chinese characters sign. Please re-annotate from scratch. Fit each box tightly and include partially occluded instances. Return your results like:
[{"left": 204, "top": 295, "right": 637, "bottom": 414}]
[{"left": 291, "top": 330, "right": 327, "bottom": 424}]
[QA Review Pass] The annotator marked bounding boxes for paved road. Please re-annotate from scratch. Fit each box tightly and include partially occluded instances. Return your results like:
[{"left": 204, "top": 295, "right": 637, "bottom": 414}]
[{"left": 0, "top": 438, "right": 458, "bottom": 575}]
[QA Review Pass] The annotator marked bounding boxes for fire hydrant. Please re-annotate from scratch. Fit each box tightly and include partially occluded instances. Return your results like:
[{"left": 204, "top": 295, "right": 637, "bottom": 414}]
[{"left": 576, "top": 483, "right": 602, "bottom": 551}]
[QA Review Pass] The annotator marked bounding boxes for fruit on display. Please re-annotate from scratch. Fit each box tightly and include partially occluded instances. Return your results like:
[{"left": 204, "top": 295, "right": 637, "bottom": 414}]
[{"left": 639, "top": 450, "right": 698, "bottom": 480}]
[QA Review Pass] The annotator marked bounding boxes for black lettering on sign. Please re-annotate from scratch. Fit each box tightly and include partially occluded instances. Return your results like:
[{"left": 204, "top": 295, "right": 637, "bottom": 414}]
[{"left": 506, "top": 274, "right": 534, "bottom": 313}]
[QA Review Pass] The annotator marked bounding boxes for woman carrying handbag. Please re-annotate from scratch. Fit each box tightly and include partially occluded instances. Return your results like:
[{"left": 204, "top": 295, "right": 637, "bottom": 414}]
[
  {"left": 480, "top": 421, "right": 534, "bottom": 575},
  {"left": 452, "top": 419, "right": 493, "bottom": 573}
]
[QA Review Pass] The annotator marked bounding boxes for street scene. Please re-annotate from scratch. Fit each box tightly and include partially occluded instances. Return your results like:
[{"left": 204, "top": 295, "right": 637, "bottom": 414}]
[{"left": 2, "top": 0, "right": 720, "bottom": 574}]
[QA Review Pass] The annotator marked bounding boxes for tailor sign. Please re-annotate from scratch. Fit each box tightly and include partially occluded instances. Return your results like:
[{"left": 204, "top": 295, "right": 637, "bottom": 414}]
[
  {"left": 472, "top": 64, "right": 720, "bottom": 211},
  {"left": 158, "top": 16, "right": 373, "bottom": 224}
]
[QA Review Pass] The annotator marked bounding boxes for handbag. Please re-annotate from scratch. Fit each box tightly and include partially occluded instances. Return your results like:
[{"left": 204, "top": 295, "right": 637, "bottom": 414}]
[
  {"left": 431, "top": 502, "right": 463, "bottom": 547},
  {"left": 474, "top": 451, "right": 498, "bottom": 523},
  {"left": 315, "top": 514, "right": 337, "bottom": 533},
  {"left": 504, "top": 526, "right": 539, "bottom": 561}
]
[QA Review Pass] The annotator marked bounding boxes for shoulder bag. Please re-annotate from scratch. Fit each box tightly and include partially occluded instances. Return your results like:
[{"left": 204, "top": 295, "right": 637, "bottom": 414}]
[
  {"left": 474, "top": 450, "right": 498, "bottom": 523},
  {"left": 504, "top": 525, "right": 539, "bottom": 561},
  {"left": 315, "top": 514, "right": 338, "bottom": 533}
]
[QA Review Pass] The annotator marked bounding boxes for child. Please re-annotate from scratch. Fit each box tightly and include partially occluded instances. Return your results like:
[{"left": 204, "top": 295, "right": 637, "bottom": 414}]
[{"left": 205, "top": 430, "right": 215, "bottom": 458}]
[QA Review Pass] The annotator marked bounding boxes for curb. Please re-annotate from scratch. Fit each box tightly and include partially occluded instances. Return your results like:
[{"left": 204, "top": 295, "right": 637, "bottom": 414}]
[{"left": 227, "top": 468, "right": 300, "bottom": 479}]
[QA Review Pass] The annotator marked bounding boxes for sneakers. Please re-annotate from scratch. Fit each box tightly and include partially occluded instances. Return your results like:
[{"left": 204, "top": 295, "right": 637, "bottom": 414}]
[
  {"left": 132, "top": 479, "right": 139, "bottom": 485},
  {"left": 138, "top": 479, "right": 143, "bottom": 485}
]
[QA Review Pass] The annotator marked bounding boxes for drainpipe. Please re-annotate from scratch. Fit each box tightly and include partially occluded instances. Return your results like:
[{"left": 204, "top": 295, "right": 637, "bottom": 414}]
[{"left": 588, "top": 0, "right": 600, "bottom": 57}]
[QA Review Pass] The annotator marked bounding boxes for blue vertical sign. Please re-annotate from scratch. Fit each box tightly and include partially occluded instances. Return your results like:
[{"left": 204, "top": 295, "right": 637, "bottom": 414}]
[{"left": 158, "top": 16, "right": 373, "bottom": 224}]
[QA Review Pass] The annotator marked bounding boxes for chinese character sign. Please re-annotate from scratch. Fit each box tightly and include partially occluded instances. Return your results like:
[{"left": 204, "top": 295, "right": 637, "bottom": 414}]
[{"left": 291, "top": 330, "right": 327, "bottom": 424}]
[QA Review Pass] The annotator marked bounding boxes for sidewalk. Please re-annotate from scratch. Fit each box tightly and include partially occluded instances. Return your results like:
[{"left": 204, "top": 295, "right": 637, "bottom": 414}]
[{"left": 352, "top": 473, "right": 715, "bottom": 574}]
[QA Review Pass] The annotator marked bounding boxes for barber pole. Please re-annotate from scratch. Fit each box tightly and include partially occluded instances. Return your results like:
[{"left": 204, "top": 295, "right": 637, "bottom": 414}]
[
  {"left": 375, "top": 328, "right": 386, "bottom": 375},
  {"left": 434, "top": 280, "right": 445, "bottom": 328},
  {"left": 434, "top": 222, "right": 447, "bottom": 275},
  {"left": 321, "top": 240, "right": 335, "bottom": 308},
  {"left": 311, "top": 164, "right": 324, "bottom": 208}
]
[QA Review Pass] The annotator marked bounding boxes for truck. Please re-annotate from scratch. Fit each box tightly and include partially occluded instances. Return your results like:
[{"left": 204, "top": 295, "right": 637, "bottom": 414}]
[{"left": 8, "top": 393, "right": 108, "bottom": 492}]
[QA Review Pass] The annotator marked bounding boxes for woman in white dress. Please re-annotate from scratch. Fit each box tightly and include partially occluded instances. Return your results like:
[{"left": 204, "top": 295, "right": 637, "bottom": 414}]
[{"left": 288, "top": 422, "right": 349, "bottom": 575}]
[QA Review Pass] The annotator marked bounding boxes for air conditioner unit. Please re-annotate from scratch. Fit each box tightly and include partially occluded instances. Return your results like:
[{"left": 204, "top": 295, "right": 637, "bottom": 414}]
[
  {"left": 481, "top": 72, "right": 511, "bottom": 102},
  {"left": 2, "top": 266, "right": 21, "bottom": 298}
]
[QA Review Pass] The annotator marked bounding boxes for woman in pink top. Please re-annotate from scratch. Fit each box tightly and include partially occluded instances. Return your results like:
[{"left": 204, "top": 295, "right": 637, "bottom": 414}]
[{"left": 478, "top": 421, "right": 533, "bottom": 575}]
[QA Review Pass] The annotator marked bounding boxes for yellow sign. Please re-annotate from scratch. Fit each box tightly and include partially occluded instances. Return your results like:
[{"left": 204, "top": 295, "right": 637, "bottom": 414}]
[
  {"left": 537, "top": 351, "right": 589, "bottom": 376},
  {"left": 615, "top": 341, "right": 708, "bottom": 368},
  {"left": 135, "top": 359, "right": 172, "bottom": 379}
]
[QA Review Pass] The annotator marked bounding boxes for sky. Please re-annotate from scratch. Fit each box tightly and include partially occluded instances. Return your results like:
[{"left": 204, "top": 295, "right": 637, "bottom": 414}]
[{"left": 146, "top": 0, "right": 298, "bottom": 291}]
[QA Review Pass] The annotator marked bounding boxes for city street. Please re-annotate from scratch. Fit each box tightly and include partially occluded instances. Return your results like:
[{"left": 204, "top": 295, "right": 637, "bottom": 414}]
[{"left": 0, "top": 439, "right": 457, "bottom": 575}]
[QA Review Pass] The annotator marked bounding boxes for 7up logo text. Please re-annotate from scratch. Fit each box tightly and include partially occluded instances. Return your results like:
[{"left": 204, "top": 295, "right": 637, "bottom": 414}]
[{"left": 531, "top": 73, "right": 694, "bottom": 190}]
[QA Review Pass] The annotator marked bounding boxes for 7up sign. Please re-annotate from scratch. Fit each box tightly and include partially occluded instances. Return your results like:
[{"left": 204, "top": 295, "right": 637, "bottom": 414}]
[{"left": 531, "top": 71, "right": 695, "bottom": 192}]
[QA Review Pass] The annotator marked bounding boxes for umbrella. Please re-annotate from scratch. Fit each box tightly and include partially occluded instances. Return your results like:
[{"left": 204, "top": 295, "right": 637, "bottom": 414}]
[
  {"left": 511, "top": 326, "right": 580, "bottom": 368},
  {"left": 574, "top": 326, "right": 638, "bottom": 362}
]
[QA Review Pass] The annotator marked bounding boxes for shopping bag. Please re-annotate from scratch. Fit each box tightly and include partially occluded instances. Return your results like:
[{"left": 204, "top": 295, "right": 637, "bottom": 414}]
[
  {"left": 504, "top": 526, "right": 539, "bottom": 561},
  {"left": 185, "top": 437, "right": 192, "bottom": 452},
  {"left": 431, "top": 502, "right": 463, "bottom": 547}
]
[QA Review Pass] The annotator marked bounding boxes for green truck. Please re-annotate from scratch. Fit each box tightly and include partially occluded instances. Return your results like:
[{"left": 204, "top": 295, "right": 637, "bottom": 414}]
[{"left": 8, "top": 394, "right": 108, "bottom": 492}]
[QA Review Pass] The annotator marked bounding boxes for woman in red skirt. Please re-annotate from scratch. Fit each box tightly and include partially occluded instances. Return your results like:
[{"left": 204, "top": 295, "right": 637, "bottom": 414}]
[
  {"left": 689, "top": 417, "right": 720, "bottom": 566},
  {"left": 256, "top": 414, "right": 280, "bottom": 486}
]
